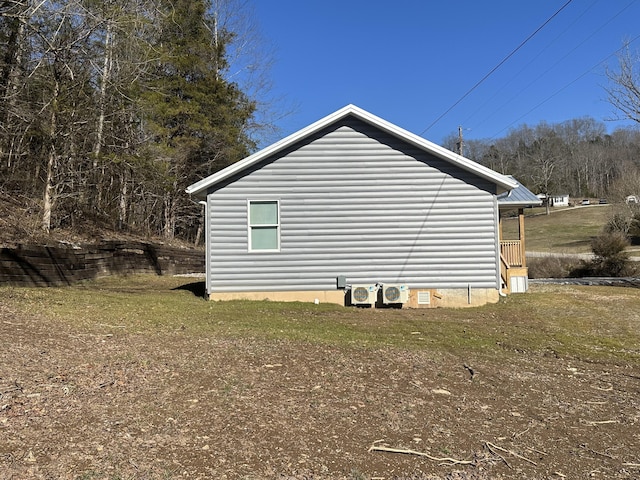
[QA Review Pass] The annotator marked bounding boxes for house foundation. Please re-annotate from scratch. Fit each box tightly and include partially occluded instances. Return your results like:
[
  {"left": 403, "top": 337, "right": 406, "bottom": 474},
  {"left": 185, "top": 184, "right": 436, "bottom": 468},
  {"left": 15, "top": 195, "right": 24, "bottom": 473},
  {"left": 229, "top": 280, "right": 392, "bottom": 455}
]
[{"left": 207, "top": 288, "right": 500, "bottom": 308}]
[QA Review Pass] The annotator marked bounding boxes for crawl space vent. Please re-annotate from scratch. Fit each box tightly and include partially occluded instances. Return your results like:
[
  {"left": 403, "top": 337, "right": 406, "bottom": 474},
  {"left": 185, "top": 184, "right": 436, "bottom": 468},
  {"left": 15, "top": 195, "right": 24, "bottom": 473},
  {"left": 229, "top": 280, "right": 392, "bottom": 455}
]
[{"left": 417, "top": 291, "right": 431, "bottom": 305}]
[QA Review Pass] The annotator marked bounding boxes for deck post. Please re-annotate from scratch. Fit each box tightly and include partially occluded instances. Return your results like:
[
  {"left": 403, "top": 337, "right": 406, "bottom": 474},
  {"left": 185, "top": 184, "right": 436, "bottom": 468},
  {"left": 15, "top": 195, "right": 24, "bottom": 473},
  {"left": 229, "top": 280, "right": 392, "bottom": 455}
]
[{"left": 518, "top": 208, "right": 526, "bottom": 268}]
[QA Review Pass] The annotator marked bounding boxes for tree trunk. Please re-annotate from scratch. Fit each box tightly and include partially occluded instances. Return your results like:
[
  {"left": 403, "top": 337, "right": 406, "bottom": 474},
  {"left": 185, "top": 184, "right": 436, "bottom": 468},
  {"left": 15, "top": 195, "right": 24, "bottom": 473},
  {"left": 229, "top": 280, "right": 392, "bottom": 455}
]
[
  {"left": 93, "top": 20, "right": 112, "bottom": 165},
  {"left": 118, "top": 167, "right": 128, "bottom": 229},
  {"left": 0, "top": 16, "right": 26, "bottom": 170},
  {"left": 163, "top": 194, "right": 175, "bottom": 240},
  {"left": 43, "top": 146, "right": 56, "bottom": 232},
  {"left": 42, "top": 78, "right": 60, "bottom": 233},
  {"left": 194, "top": 203, "right": 204, "bottom": 246}
]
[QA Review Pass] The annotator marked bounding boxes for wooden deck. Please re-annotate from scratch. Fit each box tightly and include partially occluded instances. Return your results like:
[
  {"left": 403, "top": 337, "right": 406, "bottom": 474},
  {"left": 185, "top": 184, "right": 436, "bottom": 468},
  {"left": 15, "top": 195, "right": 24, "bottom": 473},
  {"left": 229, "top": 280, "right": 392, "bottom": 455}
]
[
  {"left": 500, "top": 240, "right": 528, "bottom": 293},
  {"left": 500, "top": 240, "right": 523, "bottom": 267}
]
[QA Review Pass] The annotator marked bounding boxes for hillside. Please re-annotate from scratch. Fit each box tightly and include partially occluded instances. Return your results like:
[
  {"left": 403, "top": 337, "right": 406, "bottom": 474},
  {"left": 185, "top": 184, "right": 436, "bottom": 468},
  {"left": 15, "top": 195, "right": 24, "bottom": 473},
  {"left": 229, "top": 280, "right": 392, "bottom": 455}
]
[
  {"left": 503, "top": 204, "right": 614, "bottom": 254},
  {"left": 0, "top": 192, "right": 197, "bottom": 249}
]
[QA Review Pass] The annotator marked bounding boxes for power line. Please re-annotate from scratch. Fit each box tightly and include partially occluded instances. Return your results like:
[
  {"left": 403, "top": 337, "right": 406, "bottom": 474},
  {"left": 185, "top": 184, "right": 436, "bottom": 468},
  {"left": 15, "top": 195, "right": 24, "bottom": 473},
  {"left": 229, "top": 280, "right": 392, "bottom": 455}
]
[
  {"left": 473, "top": 0, "right": 637, "bottom": 136},
  {"left": 460, "top": 0, "right": 602, "bottom": 129},
  {"left": 487, "top": 33, "right": 640, "bottom": 139},
  {"left": 419, "top": 0, "right": 574, "bottom": 136}
]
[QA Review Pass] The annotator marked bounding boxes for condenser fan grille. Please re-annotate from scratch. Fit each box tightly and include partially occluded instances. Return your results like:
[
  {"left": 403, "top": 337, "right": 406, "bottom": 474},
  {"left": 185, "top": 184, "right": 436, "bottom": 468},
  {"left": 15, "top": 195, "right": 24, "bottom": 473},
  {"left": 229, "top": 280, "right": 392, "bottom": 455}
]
[
  {"left": 384, "top": 286, "right": 401, "bottom": 302},
  {"left": 352, "top": 286, "right": 370, "bottom": 303}
]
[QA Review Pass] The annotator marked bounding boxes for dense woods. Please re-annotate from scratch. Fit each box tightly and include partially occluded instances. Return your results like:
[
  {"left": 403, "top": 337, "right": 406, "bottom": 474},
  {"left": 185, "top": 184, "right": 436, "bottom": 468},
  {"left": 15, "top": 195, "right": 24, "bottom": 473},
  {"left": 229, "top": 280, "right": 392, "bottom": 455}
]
[
  {"left": 444, "top": 117, "right": 640, "bottom": 203},
  {"left": 1, "top": 1, "right": 640, "bottom": 245},
  {"left": 0, "top": 0, "right": 262, "bottom": 242}
]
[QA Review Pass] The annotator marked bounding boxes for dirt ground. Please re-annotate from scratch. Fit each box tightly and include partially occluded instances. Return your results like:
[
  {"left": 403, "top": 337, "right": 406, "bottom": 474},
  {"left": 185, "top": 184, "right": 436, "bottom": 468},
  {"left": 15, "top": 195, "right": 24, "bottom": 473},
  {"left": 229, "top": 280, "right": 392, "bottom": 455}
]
[{"left": 1, "top": 299, "right": 640, "bottom": 480}]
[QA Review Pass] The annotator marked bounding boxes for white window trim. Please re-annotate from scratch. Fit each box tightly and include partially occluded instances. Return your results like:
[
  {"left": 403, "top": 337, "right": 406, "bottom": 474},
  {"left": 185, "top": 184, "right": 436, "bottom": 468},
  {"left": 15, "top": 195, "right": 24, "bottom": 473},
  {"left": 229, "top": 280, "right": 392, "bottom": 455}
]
[{"left": 247, "top": 199, "right": 280, "bottom": 252}]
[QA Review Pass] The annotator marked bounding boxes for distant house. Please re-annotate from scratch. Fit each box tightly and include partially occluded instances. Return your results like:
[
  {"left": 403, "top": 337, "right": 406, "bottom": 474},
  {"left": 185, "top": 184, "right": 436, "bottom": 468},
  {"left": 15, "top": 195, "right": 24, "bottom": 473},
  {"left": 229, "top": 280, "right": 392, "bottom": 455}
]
[
  {"left": 536, "top": 193, "right": 569, "bottom": 207},
  {"left": 549, "top": 194, "right": 569, "bottom": 207},
  {"left": 186, "top": 105, "right": 540, "bottom": 308}
]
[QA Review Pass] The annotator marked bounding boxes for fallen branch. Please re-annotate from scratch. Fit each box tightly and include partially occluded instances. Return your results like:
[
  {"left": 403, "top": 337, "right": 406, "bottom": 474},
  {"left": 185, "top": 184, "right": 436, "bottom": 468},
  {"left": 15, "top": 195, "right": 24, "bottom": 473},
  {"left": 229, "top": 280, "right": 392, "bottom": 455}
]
[
  {"left": 623, "top": 462, "right": 640, "bottom": 467},
  {"left": 463, "top": 363, "right": 475, "bottom": 381},
  {"left": 583, "top": 420, "right": 618, "bottom": 426},
  {"left": 485, "top": 442, "right": 537, "bottom": 466},
  {"left": 592, "top": 385, "right": 613, "bottom": 392},
  {"left": 1, "top": 382, "right": 23, "bottom": 395},
  {"left": 513, "top": 427, "right": 530, "bottom": 439},
  {"left": 368, "top": 442, "right": 473, "bottom": 466},
  {"left": 580, "top": 444, "right": 615, "bottom": 460},
  {"left": 485, "top": 442, "right": 511, "bottom": 469},
  {"left": 524, "top": 446, "right": 548, "bottom": 456}
]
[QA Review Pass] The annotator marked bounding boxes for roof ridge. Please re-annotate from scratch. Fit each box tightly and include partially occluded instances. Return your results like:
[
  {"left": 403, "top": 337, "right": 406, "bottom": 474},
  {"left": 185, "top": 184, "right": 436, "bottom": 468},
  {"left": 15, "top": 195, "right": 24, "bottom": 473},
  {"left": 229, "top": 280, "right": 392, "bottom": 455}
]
[{"left": 186, "top": 105, "right": 517, "bottom": 197}]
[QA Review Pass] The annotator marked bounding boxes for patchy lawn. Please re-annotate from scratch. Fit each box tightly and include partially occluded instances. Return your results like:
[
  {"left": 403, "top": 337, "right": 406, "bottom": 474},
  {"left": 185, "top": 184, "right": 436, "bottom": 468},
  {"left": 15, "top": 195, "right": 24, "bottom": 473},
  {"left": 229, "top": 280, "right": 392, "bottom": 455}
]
[
  {"left": 1, "top": 276, "right": 640, "bottom": 479},
  {"left": 502, "top": 204, "right": 612, "bottom": 253}
]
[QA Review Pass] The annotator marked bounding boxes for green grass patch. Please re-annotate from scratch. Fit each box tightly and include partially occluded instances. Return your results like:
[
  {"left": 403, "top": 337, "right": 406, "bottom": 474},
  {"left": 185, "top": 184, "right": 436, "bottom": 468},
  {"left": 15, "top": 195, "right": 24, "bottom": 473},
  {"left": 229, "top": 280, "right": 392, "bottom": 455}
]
[
  {"left": 503, "top": 205, "right": 611, "bottom": 253},
  {"left": 3, "top": 275, "right": 640, "bottom": 365}
]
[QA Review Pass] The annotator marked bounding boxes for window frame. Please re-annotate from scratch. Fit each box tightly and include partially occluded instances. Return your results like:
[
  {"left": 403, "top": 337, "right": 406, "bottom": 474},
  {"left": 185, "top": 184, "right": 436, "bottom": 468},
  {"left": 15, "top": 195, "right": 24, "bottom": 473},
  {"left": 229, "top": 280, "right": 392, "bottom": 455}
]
[{"left": 247, "top": 199, "right": 280, "bottom": 252}]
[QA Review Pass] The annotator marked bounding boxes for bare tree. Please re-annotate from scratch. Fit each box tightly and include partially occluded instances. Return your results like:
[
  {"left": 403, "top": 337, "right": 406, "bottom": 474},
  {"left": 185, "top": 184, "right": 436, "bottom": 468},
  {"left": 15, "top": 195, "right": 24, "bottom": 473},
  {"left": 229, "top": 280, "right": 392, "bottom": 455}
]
[
  {"left": 209, "top": 0, "right": 292, "bottom": 145},
  {"left": 606, "top": 43, "right": 640, "bottom": 125},
  {"left": 0, "top": 0, "right": 31, "bottom": 176}
]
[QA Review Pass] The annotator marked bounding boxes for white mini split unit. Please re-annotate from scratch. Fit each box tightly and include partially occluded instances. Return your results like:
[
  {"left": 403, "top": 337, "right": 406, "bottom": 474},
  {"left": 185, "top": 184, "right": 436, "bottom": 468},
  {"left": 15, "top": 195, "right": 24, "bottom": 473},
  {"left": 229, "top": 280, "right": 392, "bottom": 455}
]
[
  {"left": 381, "top": 284, "right": 409, "bottom": 304},
  {"left": 350, "top": 284, "right": 378, "bottom": 306}
]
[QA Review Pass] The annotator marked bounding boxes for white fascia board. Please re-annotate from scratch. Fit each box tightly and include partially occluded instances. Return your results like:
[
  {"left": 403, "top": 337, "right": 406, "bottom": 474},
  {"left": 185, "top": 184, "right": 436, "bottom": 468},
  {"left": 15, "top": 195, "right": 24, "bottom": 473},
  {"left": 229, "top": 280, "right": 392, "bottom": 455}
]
[
  {"left": 185, "top": 104, "right": 518, "bottom": 197},
  {"left": 185, "top": 105, "right": 357, "bottom": 197},
  {"left": 348, "top": 106, "right": 518, "bottom": 192},
  {"left": 499, "top": 200, "right": 543, "bottom": 209}
]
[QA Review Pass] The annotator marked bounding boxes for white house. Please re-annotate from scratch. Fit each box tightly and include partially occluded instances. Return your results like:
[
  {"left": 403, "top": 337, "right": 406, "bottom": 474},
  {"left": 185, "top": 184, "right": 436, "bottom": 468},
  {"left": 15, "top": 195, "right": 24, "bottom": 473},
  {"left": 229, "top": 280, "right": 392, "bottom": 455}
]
[
  {"left": 536, "top": 193, "right": 569, "bottom": 207},
  {"left": 186, "top": 105, "right": 538, "bottom": 307},
  {"left": 549, "top": 194, "right": 569, "bottom": 207}
]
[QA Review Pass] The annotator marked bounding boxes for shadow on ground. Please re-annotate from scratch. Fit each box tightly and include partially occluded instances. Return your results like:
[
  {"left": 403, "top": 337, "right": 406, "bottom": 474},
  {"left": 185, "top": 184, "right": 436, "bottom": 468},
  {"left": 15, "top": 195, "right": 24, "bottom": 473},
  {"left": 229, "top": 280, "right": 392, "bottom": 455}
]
[{"left": 172, "top": 281, "right": 206, "bottom": 298}]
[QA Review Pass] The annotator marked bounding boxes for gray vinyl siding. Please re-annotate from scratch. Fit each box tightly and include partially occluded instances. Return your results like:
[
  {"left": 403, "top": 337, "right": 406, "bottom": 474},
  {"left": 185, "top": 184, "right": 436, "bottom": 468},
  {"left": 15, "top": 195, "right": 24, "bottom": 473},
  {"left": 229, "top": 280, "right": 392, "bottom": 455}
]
[{"left": 206, "top": 118, "right": 500, "bottom": 292}]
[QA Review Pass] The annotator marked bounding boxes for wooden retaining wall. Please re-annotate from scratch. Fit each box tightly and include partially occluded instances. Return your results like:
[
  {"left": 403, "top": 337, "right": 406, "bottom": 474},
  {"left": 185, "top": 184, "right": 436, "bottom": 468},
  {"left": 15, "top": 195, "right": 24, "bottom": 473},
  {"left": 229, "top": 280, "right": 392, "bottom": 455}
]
[{"left": 0, "top": 241, "right": 205, "bottom": 287}]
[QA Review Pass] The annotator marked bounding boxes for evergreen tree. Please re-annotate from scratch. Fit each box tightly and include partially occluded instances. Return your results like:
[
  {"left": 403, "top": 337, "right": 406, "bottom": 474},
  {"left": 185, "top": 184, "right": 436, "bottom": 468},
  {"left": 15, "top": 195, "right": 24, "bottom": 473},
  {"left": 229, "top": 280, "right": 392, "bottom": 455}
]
[{"left": 141, "top": 0, "right": 256, "bottom": 239}]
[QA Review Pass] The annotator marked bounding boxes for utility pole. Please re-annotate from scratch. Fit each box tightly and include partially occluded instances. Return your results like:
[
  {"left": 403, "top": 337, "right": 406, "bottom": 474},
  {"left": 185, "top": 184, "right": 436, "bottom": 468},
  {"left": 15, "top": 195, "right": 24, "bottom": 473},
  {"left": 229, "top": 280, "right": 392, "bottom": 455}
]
[{"left": 456, "top": 125, "right": 464, "bottom": 156}]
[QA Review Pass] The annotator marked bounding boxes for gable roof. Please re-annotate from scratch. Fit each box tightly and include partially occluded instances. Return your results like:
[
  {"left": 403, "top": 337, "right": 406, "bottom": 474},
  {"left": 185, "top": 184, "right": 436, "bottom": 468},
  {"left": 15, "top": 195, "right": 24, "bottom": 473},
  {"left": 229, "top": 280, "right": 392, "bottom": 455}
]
[
  {"left": 186, "top": 104, "right": 518, "bottom": 198},
  {"left": 497, "top": 176, "right": 543, "bottom": 208}
]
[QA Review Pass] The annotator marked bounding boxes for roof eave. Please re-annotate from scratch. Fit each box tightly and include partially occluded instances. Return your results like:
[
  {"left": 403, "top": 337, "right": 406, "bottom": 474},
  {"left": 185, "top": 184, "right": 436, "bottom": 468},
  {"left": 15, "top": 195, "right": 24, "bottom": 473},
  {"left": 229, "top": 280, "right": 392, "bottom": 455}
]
[
  {"left": 499, "top": 200, "right": 543, "bottom": 209},
  {"left": 347, "top": 106, "right": 518, "bottom": 192},
  {"left": 185, "top": 106, "right": 359, "bottom": 198},
  {"left": 185, "top": 104, "right": 518, "bottom": 196}
]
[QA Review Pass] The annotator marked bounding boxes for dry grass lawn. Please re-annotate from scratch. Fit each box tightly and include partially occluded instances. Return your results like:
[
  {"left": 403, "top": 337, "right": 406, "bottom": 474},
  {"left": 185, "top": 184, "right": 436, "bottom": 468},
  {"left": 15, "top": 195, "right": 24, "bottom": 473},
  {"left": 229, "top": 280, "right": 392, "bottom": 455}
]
[
  {"left": 502, "top": 205, "right": 612, "bottom": 253},
  {"left": 1, "top": 275, "right": 640, "bottom": 479}
]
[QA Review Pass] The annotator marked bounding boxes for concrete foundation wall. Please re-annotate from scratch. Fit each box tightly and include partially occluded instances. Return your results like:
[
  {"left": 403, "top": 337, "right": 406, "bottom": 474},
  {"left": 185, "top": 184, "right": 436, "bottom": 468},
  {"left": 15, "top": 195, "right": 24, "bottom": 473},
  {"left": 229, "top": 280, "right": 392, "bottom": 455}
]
[
  {"left": 405, "top": 288, "right": 500, "bottom": 308},
  {"left": 207, "top": 290, "right": 346, "bottom": 304},
  {"left": 208, "top": 287, "right": 500, "bottom": 308}
]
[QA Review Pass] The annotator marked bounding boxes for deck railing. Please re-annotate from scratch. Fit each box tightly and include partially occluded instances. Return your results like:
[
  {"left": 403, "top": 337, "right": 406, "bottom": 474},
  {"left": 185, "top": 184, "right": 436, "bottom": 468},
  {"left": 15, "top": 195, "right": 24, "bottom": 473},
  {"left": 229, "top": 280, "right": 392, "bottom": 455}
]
[{"left": 500, "top": 240, "right": 523, "bottom": 267}]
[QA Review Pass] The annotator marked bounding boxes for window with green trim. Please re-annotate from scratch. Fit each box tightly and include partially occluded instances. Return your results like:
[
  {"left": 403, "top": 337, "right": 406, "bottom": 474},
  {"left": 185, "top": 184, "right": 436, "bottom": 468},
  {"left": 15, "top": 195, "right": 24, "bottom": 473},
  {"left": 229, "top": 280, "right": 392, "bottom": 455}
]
[{"left": 248, "top": 200, "right": 279, "bottom": 251}]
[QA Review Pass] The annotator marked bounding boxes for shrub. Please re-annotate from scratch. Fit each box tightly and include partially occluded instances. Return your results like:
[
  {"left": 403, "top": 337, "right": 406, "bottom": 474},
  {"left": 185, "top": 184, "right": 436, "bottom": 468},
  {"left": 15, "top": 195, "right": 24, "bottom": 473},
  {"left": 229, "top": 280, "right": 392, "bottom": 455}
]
[
  {"left": 528, "top": 256, "right": 581, "bottom": 279},
  {"left": 630, "top": 210, "right": 640, "bottom": 243},
  {"left": 580, "top": 231, "right": 632, "bottom": 277},
  {"left": 591, "top": 231, "right": 629, "bottom": 258},
  {"left": 605, "top": 211, "right": 632, "bottom": 235},
  {"left": 604, "top": 204, "right": 640, "bottom": 245}
]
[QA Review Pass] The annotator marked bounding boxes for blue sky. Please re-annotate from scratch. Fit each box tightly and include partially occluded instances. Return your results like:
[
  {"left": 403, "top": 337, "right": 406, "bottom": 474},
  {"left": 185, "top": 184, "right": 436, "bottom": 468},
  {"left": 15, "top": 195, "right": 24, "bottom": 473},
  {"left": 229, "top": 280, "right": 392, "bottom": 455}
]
[{"left": 252, "top": 0, "right": 640, "bottom": 147}]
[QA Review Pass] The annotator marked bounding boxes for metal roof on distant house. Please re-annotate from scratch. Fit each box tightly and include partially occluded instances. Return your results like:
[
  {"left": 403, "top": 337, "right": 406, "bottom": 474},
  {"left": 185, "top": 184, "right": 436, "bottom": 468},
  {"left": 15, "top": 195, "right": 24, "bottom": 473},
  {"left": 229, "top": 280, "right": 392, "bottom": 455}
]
[{"left": 497, "top": 176, "right": 542, "bottom": 208}]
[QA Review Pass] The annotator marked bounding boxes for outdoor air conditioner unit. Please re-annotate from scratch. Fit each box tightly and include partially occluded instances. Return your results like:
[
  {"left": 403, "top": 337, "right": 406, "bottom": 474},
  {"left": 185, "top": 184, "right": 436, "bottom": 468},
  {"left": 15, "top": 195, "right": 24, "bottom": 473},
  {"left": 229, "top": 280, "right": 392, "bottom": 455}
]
[
  {"left": 381, "top": 284, "right": 409, "bottom": 304},
  {"left": 350, "top": 284, "right": 377, "bottom": 306}
]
